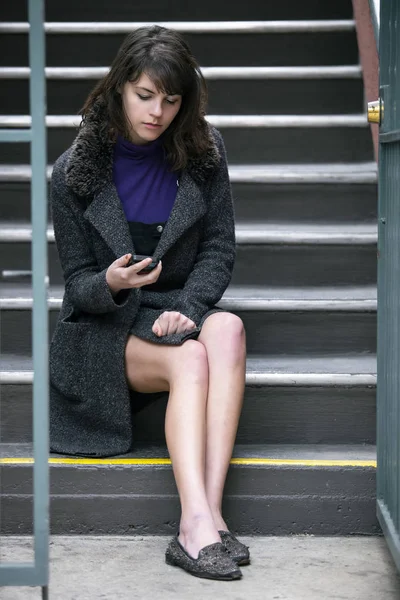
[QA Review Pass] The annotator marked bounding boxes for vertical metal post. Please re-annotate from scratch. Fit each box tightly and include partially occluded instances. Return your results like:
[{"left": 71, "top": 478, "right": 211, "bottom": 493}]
[
  {"left": 0, "top": 0, "right": 49, "bottom": 594},
  {"left": 29, "top": 0, "right": 49, "bottom": 594},
  {"left": 377, "top": 0, "right": 400, "bottom": 574}
]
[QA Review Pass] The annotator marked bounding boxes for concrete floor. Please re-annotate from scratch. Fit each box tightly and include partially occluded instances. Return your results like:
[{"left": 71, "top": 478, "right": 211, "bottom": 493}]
[{"left": 1, "top": 536, "right": 400, "bottom": 600}]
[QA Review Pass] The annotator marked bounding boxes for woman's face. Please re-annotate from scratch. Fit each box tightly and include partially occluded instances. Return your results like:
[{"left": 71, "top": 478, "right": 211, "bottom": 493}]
[{"left": 121, "top": 72, "right": 182, "bottom": 145}]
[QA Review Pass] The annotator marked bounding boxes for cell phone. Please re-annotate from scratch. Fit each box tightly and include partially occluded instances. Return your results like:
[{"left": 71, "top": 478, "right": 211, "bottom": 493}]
[{"left": 127, "top": 254, "right": 159, "bottom": 273}]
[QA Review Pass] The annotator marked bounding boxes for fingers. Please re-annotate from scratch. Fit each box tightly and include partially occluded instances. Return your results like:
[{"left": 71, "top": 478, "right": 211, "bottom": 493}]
[
  {"left": 123, "top": 259, "right": 162, "bottom": 288},
  {"left": 106, "top": 254, "right": 132, "bottom": 293},
  {"left": 108, "top": 254, "right": 163, "bottom": 293},
  {"left": 152, "top": 312, "right": 196, "bottom": 337},
  {"left": 118, "top": 253, "right": 132, "bottom": 266},
  {"left": 152, "top": 321, "right": 161, "bottom": 336}
]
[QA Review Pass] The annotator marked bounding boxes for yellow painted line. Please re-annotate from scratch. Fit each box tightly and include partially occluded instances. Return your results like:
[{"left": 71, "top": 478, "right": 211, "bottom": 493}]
[
  {"left": 0, "top": 457, "right": 377, "bottom": 467},
  {"left": 0, "top": 458, "right": 171, "bottom": 465},
  {"left": 231, "top": 458, "right": 377, "bottom": 467}
]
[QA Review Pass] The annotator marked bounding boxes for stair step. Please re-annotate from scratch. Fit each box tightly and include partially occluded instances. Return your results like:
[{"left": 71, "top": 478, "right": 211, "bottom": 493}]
[
  {"left": 233, "top": 245, "right": 376, "bottom": 287},
  {"left": 0, "top": 283, "right": 378, "bottom": 356},
  {"left": 0, "top": 353, "right": 377, "bottom": 386},
  {"left": 0, "top": 124, "right": 374, "bottom": 165},
  {"left": 0, "top": 180, "right": 378, "bottom": 226},
  {"left": 1, "top": 354, "right": 376, "bottom": 445},
  {"left": 2, "top": 0, "right": 354, "bottom": 21},
  {"left": 0, "top": 114, "right": 370, "bottom": 128},
  {"left": 0, "top": 283, "right": 378, "bottom": 310},
  {"left": 0, "top": 162, "right": 378, "bottom": 183},
  {"left": 228, "top": 163, "right": 378, "bottom": 183},
  {"left": 236, "top": 223, "right": 377, "bottom": 244},
  {"left": 0, "top": 221, "right": 378, "bottom": 287},
  {"left": 0, "top": 443, "right": 378, "bottom": 535},
  {"left": 0, "top": 20, "right": 357, "bottom": 34},
  {"left": 1, "top": 28, "right": 358, "bottom": 69},
  {"left": 0, "top": 313, "right": 377, "bottom": 356},
  {"left": 0, "top": 241, "right": 377, "bottom": 288},
  {"left": 0, "top": 442, "right": 377, "bottom": 463},
  {"left": 2, "top": 378, "right": 377, "bottom": 446},
  {"left": 0, "top": 78, "right": 366, "bottom": 116},
  {"left": 0, "top": 181, "right": 377, "bottom": 225},
  {"left": 0, "top": 65, "right": 363, "bottom": 80},
  {"left": 0, "top": 221, "right": 378, "bottom": 243},
  {"left": 233, "top": 182, "right": 377, "bottom": 222}
]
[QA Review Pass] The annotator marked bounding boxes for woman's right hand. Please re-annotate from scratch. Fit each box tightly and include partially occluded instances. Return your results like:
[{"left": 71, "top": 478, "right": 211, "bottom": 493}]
[{"left": 106, "top": 254, "right": 162, "bottom": 294}]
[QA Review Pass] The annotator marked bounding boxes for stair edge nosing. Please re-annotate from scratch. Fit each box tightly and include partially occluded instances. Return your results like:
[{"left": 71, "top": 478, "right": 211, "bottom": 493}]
[
  {"left": 0, "top": 20, "right": 356, "bottom": 35},
  {"left": 0, "top": 371, "right": 377, "bottom": 386},
  {"left": 0, "top": 164, "right": 377, "bottom": 184},
  {"left": 0, "top": 225, "right": 379, "bottom": 245},
  {"left": 0, "top": 297, "right": 378, "bottom": 312}
]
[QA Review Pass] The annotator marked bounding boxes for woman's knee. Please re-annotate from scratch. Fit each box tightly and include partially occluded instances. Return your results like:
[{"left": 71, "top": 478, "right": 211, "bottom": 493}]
[
  {"left": 204, "top": 312, "right": 246, "bottom": 346},
  {"left": 169, "top": 340, "right": 209, "bottom": 386}
]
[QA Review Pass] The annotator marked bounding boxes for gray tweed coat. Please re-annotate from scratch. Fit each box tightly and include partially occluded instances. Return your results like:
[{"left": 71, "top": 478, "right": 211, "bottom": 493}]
[{"left": 49, "top": 104, "right": 236, "bottom": 457}]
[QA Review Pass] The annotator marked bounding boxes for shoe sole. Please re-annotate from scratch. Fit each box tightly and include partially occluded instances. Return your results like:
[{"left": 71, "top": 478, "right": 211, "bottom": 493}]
[{"left": 165, "top": 555, "right": 242, "bottom": 581}]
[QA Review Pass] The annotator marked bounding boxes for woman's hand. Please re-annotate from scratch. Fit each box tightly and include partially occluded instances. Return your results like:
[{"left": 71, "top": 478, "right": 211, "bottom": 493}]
[
  {"left": 152, "top": 311, "right": 196, "bottom": 337},
  {"left": 106, "top": 254, "right": 162, "bottom": 294}
]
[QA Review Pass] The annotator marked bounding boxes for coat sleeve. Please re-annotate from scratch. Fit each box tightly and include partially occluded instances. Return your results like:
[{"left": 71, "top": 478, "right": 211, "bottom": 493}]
[
  {"left": 51, "top": 153, "right": 130, "bottom": 314},
  {"left": 172, "top": 130, "right": 236, "bottom": 324}
]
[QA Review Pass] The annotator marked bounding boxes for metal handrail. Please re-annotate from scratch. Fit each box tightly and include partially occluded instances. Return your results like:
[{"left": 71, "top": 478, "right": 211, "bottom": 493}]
[{"left": 368, "top": 0, "right": 380, "bottom": 48}]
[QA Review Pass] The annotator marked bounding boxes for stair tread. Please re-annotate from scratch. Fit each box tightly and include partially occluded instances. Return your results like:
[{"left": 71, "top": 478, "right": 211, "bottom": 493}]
[
  {"left": 248, "top": 354, "right": 376, "bottom": 374},
  {"left": 0, "top": 20, "right": 357, "bottom": 34},
  {"left": 0, "top": 220, "right": 378, "bottom": 230},
  {"left": 0, "top": 221, "right": 378, "bottom": 245},
  {"left": 0, "top": 65, "right": 363, "bottom": 78},
  {"left": 0, "top": 282, "right": 378, "bottom": 303},
  {"left": 0, "top": 353, "right": 376, "bottom": 375},
  {"left": 0, "top": 114, "right": 369, "bottom": 128},
  {"left": 237, "top": 222, "right": 377, "bottom": 234},
  {"left": 0, "top": 162, "right": 378, "bottom": 179},
  {"left": 224, "top": 285, "right": 377, "bottom": 301},
  {"left": 0, "top": 442, "right": 376, "bottom": 462}
]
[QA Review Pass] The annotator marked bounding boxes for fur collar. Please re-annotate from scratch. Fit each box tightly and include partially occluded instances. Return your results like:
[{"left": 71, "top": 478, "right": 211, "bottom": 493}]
[{"left": 65, "top": 100, "right": 221, "bottom": 198}]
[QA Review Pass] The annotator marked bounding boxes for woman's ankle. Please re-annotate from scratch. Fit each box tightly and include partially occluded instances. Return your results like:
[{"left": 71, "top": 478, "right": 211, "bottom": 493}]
[
  {"left": 210, "top": 509, "right": 229, "bottom": 532},
  {"left": 179, "top": 513, "right": 221, "bottom": 558}
]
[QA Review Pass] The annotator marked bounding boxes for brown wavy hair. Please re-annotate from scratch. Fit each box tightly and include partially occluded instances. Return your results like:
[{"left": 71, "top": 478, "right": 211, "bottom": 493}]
[{"left": 81, "top": 26, "right": 212, "bottom": 171}]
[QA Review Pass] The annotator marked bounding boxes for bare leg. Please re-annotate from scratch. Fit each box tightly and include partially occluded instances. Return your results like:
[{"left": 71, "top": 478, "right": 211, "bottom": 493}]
[
  {"left": 197, "top": 313, "right": 246, "bottom": 531},
  {"left": 125, "top": 336, "right": 220, "bottom": 558}
]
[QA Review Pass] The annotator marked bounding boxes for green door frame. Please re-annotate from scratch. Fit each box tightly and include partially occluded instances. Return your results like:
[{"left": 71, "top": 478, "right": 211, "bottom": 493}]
[
  {"left": 376, "top": 0, "right": 400, "bottom": 573},
  {"left": 0, "top": 0, "right": 49, "bottom": 597}
]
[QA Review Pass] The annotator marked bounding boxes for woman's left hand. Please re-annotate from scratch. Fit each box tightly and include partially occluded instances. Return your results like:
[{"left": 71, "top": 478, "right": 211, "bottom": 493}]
[{"left": 152, "top": 311, "right": 196, "bottom": 337}]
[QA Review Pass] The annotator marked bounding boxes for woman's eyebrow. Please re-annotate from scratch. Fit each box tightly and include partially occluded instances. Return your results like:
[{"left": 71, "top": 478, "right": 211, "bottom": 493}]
[
  {"left": 136, "top": 85, "right": 180, "bottom": 97},
  {"left": 136, "top": 86, "right": 156, "bottom": 94}
]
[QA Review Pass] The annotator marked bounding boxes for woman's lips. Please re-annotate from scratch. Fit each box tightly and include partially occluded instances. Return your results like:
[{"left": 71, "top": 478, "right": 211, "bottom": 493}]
[{"left": 144, "top": 123, "right": 162, "bottom": 129}]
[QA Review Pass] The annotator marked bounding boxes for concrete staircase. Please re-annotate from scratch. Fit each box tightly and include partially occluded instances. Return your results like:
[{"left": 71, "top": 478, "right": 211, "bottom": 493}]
[{"left": 0, "top": 0, "right": 379, "bottom": 535}]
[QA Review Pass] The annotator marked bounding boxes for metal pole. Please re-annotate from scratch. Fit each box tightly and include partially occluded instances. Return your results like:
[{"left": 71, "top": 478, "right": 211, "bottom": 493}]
[{"left": 28, "top": 0, "right": 49, "bottom": 594}]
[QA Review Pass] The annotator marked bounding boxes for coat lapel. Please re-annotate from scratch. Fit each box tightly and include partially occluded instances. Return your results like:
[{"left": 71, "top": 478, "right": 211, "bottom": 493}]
[
  {"left": 82, "top": 172, "right": 207, "bottom": 262},
  {"left": 153, "top": 170, "right": 207, "bottom": 260},
  {"left": 83, "top": 180, "right": 135, "bottom": 259},
  {"left": 66, "top": 105, "right": 219, "bottom": 262}
]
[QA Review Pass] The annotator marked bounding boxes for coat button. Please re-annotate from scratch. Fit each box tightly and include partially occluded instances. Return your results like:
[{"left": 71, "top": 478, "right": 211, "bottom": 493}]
[{"left": 156, "top": 225, "right": 163, "bottom": 233}]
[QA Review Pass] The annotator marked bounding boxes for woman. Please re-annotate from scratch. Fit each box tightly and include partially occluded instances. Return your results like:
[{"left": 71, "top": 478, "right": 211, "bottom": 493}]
[{"left": 50, "top": 25, "right": 248, "bottom": 580}]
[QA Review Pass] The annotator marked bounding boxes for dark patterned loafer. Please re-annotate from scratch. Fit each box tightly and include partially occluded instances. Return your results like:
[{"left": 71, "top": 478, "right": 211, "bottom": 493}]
[
  {"left": 219, "top": 530, "right": 250, "bottom": 566},
  {"left": 165, "top": 536, "right": 242, "bottom": 580}
]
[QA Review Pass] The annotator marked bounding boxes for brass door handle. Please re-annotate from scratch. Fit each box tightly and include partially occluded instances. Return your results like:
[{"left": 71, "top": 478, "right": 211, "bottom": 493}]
[{"left": 368, "top": 99, "right": 383, "bottom": 124}]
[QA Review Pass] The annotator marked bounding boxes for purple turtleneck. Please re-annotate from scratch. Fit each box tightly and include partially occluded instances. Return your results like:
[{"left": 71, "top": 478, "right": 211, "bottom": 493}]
[{"left": 113, "top": 135, "right": 179, "bottom": 225}]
